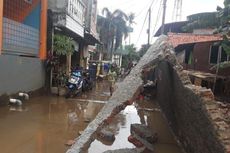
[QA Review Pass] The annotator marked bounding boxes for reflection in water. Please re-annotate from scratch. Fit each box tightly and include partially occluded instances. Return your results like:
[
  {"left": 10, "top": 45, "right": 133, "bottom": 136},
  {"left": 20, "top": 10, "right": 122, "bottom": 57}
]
[
  {"left": 9, "top": 105, "right": 28, "bottom": 112},
  {"left": 0, "top": 96, "right": 105, "bottom": 153},
  {"left": 88, "top": 106, "right": 138, "bottom": 153},
  {"left": 88, "top": 99, "right": 184, "bottom": 153}
]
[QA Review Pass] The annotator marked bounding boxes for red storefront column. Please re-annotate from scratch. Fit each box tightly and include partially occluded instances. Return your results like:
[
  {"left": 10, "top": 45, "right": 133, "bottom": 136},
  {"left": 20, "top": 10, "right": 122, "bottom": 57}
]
[
  {"left": 39, "top": 0, "right": 47, "bottom": 60},
  {"left": 0, "top": 0, "right": 3, "bottom": 55}
]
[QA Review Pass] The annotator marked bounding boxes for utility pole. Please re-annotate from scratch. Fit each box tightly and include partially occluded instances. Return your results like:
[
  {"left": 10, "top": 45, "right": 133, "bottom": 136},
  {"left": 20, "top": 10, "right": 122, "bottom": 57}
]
[
  {"left": 147, "top": 7, "right": 151, "bottom": 45},
  {"left": 161, "top": 0, "right": 167, "bottom": 34},
  {"left": 172, "top": 0, "right": 183, "bottom": 21}
]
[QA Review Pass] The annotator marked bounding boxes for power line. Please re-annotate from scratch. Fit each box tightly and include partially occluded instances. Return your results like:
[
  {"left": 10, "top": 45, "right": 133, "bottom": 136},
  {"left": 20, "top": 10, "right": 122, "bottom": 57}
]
[
  {"left": 135, "top": 0, "right": 156, "bottom": 45},
  {"left": 135, "top": 0, "right": 153, "bottom": 18},
  {"left": 123, "top": 1, "right": 140, "bottom": 12},
  {"left": 151, "top": 0, "right": 163, "bottom": 42},
  {"left": 172, "top": 0, "right": 183, "bottom": 21},
  {"left": 135, "top": 9, "right": 149, "bottom": 45}
]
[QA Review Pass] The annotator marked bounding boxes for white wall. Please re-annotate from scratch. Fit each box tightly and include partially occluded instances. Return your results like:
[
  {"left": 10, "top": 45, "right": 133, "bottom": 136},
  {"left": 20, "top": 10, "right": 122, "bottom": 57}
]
[{"left": 0, "top": 55, "right": 45, "bottom": 95}]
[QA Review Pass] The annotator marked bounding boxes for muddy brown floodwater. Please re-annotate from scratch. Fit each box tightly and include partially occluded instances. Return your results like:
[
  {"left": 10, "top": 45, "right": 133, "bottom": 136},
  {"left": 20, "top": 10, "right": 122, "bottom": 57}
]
[
  {"left": 0, "top": 81, "right": 184, "bottom": 153},
  {"left": 87, "top": 98, "right": 184, "bottom": 153},
  {"left": 0, "top": 81, "right": 110, "bottom": 153}
]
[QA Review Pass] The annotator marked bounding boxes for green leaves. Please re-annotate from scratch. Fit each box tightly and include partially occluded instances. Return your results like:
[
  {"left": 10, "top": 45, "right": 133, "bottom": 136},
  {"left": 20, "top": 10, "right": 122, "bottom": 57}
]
[
  {"left": 99, "top": 8, "right": 132, "bottom": 52},
  {"left": 53, "top": 34, "right": 74, "bottom": 56},
  {"left": 182, "top": 12, "right": 220, "bottom": 32},
  {"left": 221, "top": 35, "right": 230, "bottom": 55},
  {"left": 224, "top": 0, "right": 230, "bottom": 7}
]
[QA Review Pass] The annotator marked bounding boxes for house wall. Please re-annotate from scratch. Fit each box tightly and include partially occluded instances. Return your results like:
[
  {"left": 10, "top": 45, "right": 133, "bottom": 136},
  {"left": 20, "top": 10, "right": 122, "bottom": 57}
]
[
  {"left": 157, "top": 61, "right": 226, "bottom": 153},
  {"left": 0, "top": 0, "right": 46, "bottom": 96},
  {"left": 183, "top": 42, "right": 230, "bottom": 76},
  {"left": 3, "top": 0, "right": 40, "bottom": 22},
  {"left": 2, "top": 0, "right": 41, "bottom": 56},
  {"left": 0, "top": 55, "right": 45, "bottom": 95}
]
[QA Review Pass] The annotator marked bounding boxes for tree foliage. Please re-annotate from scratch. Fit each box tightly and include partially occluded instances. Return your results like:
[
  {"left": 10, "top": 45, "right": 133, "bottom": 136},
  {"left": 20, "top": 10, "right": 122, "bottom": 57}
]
[
  {"left": 121, "top": 44, "right": 140, "bottom": 68},
  {"left": 217, "top": 0, "right": 230, "bottom": 56},
  {"left": 53, "top": 34, "right": 74, "bottom": 56},
  {"left": 182, "top": 12, "right": 220, "bottom": 32},
  {"left": 138, "top": 44, "right": 150, "bottom": 58},
  {"left": 224, "top": 0, "right": 230, "bottom": 7},
  {"left": 97, "top": 8, "right": 132, "bottom": 56}
]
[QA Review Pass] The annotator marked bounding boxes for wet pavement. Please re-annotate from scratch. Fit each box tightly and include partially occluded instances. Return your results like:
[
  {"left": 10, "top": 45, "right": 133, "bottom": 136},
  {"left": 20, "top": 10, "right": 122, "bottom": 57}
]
[
  {"left": 87, "top": 98, "right": 184, "bottom": 153},
  {"left": 0, "top": 81, "right": 110, "bottom": 153}
]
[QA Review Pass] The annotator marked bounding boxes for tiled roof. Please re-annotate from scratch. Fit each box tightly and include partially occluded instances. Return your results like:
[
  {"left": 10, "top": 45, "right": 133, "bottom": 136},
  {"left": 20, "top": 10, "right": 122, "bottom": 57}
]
[{"left": 168, "top": 33, "right": 223, "bottom": 47}]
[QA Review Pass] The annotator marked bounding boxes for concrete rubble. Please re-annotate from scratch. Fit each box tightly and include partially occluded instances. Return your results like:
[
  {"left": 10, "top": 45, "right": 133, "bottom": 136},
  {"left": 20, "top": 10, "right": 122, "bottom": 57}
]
[
  {"left": 102, "top": 148, "right": 140, "bottom": 153},
  {"left": 66, "top": 35, "right": 230, "bottom": 153},
  {"left": 130, "top": 124, "right": 158, "bottom": 144},
  {"left": 129, "top": 124, "right": 158, "bottom": 151},
  {"left": 97, "top": 128, "right": 115, "bottom": 142}
]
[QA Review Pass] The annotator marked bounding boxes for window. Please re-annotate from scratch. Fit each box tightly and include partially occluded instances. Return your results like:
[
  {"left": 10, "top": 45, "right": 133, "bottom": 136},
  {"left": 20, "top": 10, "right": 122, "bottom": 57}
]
[
  {"left": 210, "top": 46, "right": 219, "bottom": 64},
  {"left": 210, "top": 45, "right": 229, "bottom": 64},
  {"left": 184, "top": 45, "right": 194, "bottom": 64}
]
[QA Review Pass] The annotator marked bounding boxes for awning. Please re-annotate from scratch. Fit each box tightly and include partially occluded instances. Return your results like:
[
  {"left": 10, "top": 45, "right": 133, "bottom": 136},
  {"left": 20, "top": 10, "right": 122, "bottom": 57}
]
[{"left": 84, "top": 32, "right": 101, "bottom": 45}]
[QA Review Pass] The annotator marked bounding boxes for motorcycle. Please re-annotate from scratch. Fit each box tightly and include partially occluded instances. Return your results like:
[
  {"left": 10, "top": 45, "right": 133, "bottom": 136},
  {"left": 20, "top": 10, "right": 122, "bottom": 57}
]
[
  {"left": 82, "top": 70, "right": 93, "bottom": 92},
  {"left": 65, "top": 70, "right": 83, "bottom": 98}
]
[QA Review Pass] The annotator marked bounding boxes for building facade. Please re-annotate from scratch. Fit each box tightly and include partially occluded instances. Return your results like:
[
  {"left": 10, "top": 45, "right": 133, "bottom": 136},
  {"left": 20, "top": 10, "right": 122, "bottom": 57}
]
[{"left": 0, "top": 0, "right": 47, "bottom": 96}]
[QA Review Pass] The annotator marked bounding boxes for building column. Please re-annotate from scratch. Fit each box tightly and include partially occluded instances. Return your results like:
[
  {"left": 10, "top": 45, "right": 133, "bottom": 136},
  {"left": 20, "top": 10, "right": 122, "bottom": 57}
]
[
  {"left": 0, "top": 0, "right": 3, "bottom": 55},
  {"left": 39, "top": 0, "right": 47, "bottom": 60},
  {"left": 66, "top": 53, "right": 72, "bottom": 76}
]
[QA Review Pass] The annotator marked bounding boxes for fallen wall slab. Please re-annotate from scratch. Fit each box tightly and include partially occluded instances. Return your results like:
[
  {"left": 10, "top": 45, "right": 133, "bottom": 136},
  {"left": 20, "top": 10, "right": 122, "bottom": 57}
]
[
  {"left": 66, "top": 35, "right": 230, "bottom": 153},
  {"left": 66, "top": 36, "right": 171, "bottom": 153}
]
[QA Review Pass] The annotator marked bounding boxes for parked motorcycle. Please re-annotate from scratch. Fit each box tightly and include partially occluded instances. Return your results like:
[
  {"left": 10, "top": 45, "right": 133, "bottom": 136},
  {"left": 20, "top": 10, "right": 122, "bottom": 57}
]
[
  {"left": 82, "top": 70, "right": 93, "bottom": 92},
  {"left": 65, "top": 70, "right": 83, "bottom": 98}
]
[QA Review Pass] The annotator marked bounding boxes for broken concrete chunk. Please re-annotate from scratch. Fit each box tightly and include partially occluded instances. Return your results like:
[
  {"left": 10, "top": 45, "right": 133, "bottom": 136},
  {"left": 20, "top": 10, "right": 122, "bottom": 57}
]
[
  {"left": 102, "top": 148, "right": 140, "bottom": 153},
  {"left": 84, "top": 118, "right": 91, "bottom": 123},
  {"left": 78, "top": 131, "right": 83, "bottom": 135},
  {"left": 130, "top": 124, "right": 158, "bottom": 144},
  {"left": 65, "top": 140, "right": 75, "bottom": 146},
  {"left": 128, "top": 135, "right": 144, "bottom": 148},
  {"left": 97, "top": 129, "right": 115, "bottom": 142}
]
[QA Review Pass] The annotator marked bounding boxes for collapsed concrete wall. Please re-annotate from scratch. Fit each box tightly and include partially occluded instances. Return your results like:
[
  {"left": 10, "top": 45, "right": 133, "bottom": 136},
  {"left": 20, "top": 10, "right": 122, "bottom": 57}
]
[
  {"left": 156, "top": 60, "right": 229, "bottom": 153},
  {"left": 66, "top": 35, "right": 230, "bottom": 153},
  {"left": 153, "top": 38, "right": 230, "bottom": 153}
]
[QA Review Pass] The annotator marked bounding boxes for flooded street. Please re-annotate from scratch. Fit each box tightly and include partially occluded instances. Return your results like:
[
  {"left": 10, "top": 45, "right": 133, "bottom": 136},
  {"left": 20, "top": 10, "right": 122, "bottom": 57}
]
[
  {"left": 0, "top": 81, "right": 183, "bottom": 153},
  {"left": 0, "top": 82, "right": 109, "bottom": 153},
  {"left": 88, "top": 98, "right": 184, "bottom": 153}
]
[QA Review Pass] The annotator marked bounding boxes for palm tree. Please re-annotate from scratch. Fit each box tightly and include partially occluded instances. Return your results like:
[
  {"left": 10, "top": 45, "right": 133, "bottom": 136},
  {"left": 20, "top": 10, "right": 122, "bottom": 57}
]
[
  {"left": 112, "top": 9, "right": 129, "bottom": 50},
  {"left": 127, "top": 13, "right": 135, "bottom": 44},
  {"left": 98, "top": 8, "right": 129, "bottom": 59}
]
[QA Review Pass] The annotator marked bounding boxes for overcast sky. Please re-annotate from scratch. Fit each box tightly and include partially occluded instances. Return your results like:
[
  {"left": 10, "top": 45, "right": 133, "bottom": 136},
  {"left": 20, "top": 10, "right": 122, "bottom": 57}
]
[{"left": 97, "top": 0, "right": 224, "bottom": 48}]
